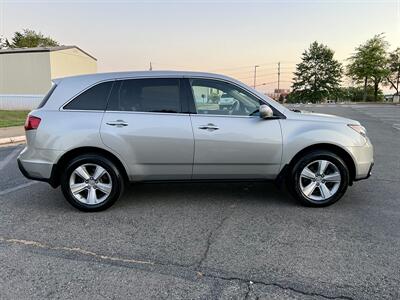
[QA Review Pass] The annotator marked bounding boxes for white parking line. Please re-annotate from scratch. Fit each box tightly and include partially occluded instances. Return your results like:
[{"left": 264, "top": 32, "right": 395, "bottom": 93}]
[
  {"left": 0, "top": 182, "right": 38, "bottom": 196},
  {"left": 351, "top": 107, "right": 400, "bottom": 130},
  {"left": 373, "top": 115, "right": 400, "bottom": 118},
  {"left": 0, "top": 237, "right": 154, "bottom": 266},
  {"left": 0, "top": 147, "right": 21, "bottom": 171},
  {"left": 380, "top": 119, "right": 400, "bottom": 122},
  {"left": 361, "top": 114, "right": 400, "bottom": 118}
]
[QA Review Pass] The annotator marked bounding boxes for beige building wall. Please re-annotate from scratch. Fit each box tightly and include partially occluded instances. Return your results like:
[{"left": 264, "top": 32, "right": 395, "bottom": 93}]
[
  {"left": 50, "top": 48, "right": 97, "bottom": 79},
  {"left": 0, "top": 52, "right": 51, "bottom": 94}
]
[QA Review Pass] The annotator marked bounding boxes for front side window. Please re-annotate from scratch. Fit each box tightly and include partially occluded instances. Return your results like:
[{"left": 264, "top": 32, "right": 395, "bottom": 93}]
[
  {"left": 63, "top": 81, "right": 113, "bottom": 111},
  {"left": 190, "top": 79, "right": 261, "bottom": 116},
  {"left": 107, "top": 78, "right": 181, "bottom": 113}
]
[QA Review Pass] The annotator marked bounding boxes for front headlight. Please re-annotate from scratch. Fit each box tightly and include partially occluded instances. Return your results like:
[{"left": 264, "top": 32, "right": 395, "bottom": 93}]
[{"left": 348, "top": 124, "right": 367, "bottom": 137}]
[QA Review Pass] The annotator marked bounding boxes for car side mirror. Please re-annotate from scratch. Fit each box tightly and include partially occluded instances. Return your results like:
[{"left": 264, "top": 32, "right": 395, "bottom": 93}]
[{"left": 259, "top": 105, "right": 274, "bottom": 119}]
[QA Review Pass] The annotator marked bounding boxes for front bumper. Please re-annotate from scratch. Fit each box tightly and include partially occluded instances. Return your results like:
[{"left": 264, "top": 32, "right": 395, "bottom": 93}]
[
  {"left": 354, "top": 162, "right": 374, "bottom": 181},
  {"left": 346, "top": 137, "right": 374, "bottom": 181}
]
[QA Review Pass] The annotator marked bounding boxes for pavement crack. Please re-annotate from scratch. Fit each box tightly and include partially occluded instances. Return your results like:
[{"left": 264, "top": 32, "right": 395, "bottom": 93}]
[
  {"left": 196, "top": 212, "right": 232, "bottom": 269},
  {"left": 1, "top": 236, "right": 354, "bottom": 300},
  {"left": 244, "top": 280, "right": 254, "bottom": 300},
  {"left": 203, "top": 274, "right": 354, "bottom": 300}
]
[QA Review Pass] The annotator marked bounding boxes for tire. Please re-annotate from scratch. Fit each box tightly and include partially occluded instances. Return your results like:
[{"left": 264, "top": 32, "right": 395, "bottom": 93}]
[
  {"left": 60, "top": 154, "right": 124, "bottom": 212},
  {"left": 288, "top": 150, "right": 349, "bottom": 207}
]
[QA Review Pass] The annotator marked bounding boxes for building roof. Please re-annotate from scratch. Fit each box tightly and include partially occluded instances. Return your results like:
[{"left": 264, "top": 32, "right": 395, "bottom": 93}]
[{"left": 0, "top": 45, "right": 97, "bottom": 61}]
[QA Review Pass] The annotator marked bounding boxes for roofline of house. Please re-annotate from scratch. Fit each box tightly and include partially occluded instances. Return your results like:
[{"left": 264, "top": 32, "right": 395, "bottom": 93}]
[{"left": 0, "top": 45, "right": 97, "bottom": 61}]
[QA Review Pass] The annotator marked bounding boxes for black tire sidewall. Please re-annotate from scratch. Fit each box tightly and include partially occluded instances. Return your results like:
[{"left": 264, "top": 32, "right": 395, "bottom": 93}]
[
  {"left": 61, "top": 155, "right": 123, "bottom": 212},
  {"left": 290, "top": 151, "right": 349, "bottom": 207}
]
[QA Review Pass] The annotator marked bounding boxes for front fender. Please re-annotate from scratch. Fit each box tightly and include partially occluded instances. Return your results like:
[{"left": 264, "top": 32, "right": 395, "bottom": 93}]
[{"left": 279, "top": 119, "right": 365, "bottom": 166}]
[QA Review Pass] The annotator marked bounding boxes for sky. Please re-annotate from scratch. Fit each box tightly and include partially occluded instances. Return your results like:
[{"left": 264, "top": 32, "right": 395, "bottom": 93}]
[{"left": 0, "top": 0, "right": 399, "bottom": 93}]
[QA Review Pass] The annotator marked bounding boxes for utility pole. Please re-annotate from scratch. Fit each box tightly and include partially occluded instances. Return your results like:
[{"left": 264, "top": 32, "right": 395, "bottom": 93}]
[
  {"left": 149, "top": 61, "right": 153, "bottom": 71},
  {"left": 277, "top": 62, "right": 281, "bottom": 93},
  {"left": 253, "top": 65, "right": 259, "bottom": 88}
]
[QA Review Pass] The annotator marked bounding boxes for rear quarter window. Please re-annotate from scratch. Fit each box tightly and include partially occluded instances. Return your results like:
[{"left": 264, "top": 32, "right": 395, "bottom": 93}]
[
  {"left": 37, "top": 83, "right": 57, "bottom": 109},
  {"left": 63, "top": 81, "right": 114, "bottom": 111}
]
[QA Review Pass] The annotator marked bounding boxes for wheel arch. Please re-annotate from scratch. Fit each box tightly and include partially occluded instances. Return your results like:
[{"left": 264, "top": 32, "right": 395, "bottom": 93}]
[
  {"left": 51, "top": 146, "right": 129, "bottom": 187},
  {"left": 286, "top": 143, "right": 356, "bottom": 185}
]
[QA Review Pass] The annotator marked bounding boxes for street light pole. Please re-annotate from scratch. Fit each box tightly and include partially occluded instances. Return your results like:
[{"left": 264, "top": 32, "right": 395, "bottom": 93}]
[
  {"left": 253, "top": 65, "right": 259, "bottom": 88},
  {"left": 277, "top": 62, "right": 281, "bottom": 92}
]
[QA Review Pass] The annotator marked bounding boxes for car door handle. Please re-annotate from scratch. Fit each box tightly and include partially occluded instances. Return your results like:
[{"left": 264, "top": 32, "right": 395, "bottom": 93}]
[
  {"left": 106, "top": 120, "right": 128, "bottom": 127},
  {"left": 198, "top": 123, "right": 219, "bottom": 131}
]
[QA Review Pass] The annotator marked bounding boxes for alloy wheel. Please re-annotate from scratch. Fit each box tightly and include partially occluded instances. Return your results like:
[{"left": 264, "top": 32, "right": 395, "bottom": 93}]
[
  {"left": 299, "top": 160, "right": 341, "bottom": 201},
  {"left": 69, "top": 163, "right": 112, "bottom": 205}
]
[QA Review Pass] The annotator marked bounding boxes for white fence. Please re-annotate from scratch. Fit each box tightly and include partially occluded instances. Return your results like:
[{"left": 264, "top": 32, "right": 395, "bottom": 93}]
[{"left": 0, "top": 94, "right": 44, "bottom": 110}]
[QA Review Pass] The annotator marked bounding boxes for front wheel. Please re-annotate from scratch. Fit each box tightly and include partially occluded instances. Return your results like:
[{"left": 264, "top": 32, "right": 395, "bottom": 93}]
[
  {"left": 288, "top": 150, "right": 349, "bottom": 207},
  {"left": 61, "top": 154, "right": 124, "bottom": 212}
]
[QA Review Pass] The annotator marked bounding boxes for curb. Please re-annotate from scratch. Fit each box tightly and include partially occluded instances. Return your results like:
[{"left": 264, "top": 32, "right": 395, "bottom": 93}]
[{"left": 0, "top": 135, "right": 26, "bottom": 145}]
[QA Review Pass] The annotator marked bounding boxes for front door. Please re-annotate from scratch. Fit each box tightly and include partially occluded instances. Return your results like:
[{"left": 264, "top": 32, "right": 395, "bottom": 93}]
[
  {"left": 101, "top": 78, "right": 194, "bottom": 181},
  {"left": 188, "top": 78, "right": 282, "bottom": 179}
]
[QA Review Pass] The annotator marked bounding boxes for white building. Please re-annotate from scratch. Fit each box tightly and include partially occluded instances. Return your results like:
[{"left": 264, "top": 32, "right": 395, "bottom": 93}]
[{"left": 0, "top": 46, "right": 97, "bottom": 109}]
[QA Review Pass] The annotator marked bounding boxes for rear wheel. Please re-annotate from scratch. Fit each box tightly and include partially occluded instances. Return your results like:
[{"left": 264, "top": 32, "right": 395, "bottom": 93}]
[
  {"left": 61, "top": 154, "right": 124, "bottom": 212},
  {"left": 288, "top": 150, "right": 349, "bottom": 207}
]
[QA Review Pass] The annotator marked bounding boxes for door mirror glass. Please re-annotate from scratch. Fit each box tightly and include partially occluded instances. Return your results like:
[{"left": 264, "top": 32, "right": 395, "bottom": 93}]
[{"left": 259, "top": 105, "right": 274, "bottom": 119}]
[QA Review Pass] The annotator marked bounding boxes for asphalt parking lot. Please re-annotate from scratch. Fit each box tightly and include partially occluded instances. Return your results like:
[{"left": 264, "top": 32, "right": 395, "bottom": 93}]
[{"left": 0, "top": 104, "right": 399, "bottom": 299}]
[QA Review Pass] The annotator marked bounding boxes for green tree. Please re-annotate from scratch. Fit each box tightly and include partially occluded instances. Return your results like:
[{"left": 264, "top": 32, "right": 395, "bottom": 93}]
[
  {"left": 347, "top": 34, "right": 390, "bottom": 101},
  {"left": 0, "top": 36, "right": 10, "bottom": 49},
  {"left": 386, "top": 48, "right": 400, "bottom": 95},
  {"left": 10, "top": 29, "right": 59, "bottom": 48},
  {"left": 337, "top": 86, "right": 382, "bottom": 102},
  {"left": 291, "top": 41, "right": 343, "bottom": 103}
]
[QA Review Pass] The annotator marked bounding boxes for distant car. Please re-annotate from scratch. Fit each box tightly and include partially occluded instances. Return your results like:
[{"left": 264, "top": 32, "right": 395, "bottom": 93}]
[
  {"left": 219, "top": 93, "right": 236, "bottom": 110},
  {"left": 18, "top": 71, "right": 373, "bottom": 211}
]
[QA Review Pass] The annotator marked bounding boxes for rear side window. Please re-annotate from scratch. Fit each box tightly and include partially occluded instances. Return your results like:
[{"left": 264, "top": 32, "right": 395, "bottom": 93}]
[
  {"left": 37, "top": 83, "right": 57, "bottom": 109},
  {"left": 64, "top": 81, "right": 113, "bottom": 111},
  {"left": 107, "top": 78, "right": 181, "bottom": 113}
]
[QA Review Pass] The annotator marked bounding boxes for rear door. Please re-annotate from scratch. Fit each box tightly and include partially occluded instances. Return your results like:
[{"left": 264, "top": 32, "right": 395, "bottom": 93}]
[
  {"left": 101, "top": 78, "right": 194, "bottom": 181},
  {"left": 187, "top": 78, "right": 283, "bottom": 180}
]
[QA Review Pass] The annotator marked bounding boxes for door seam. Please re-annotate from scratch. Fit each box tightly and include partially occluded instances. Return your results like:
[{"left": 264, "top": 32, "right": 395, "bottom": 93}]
[{"left": 189, "top": 114, "right": 196, "bottom": 180}]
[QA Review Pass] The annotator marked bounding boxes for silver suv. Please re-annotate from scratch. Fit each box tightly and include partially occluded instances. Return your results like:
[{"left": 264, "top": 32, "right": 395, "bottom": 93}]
[{"left": 18, "top": 71, "right": 373, "bottom": 211}]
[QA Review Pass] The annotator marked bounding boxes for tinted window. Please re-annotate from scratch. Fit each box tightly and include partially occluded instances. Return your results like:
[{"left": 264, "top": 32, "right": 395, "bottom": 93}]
[
  {"left": 37, "top": 83, "right": 57, "bottom": 109},
  {"left": 64, "top": 81, "right": 113, "bottom": 111},
  {"left": 190, "top": 79, "right": 261, "bottom": 116},
  {"left": 107, "top": 78, "right": 181, "bottom": 113}
]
